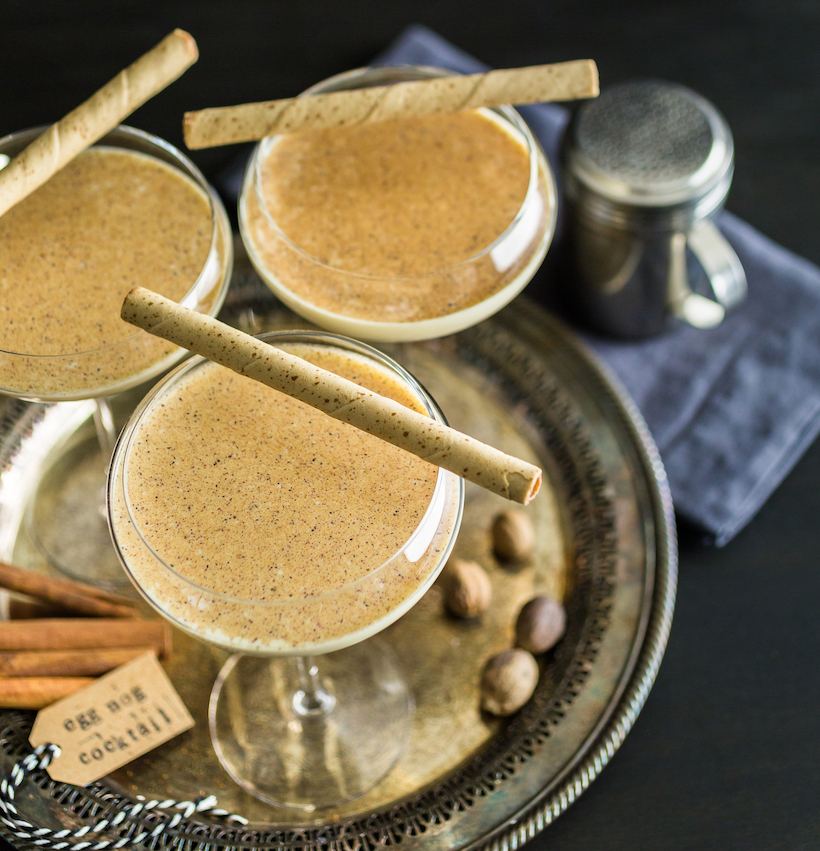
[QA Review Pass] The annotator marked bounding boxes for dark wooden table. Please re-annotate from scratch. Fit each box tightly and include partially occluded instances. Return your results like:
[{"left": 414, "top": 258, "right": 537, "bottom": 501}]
[{"left": 2, "top": 2, "right": 819, "bottom": 849}]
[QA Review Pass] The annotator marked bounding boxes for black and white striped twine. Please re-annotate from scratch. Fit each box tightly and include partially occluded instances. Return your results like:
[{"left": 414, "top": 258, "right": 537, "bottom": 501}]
[{"left": 0, "top": 743, "right": 247, "bottom": 849}]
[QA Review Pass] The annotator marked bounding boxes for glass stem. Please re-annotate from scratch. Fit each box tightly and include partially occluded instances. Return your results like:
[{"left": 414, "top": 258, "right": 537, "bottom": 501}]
[
  {"left": 93, "top": 396, "right": 117, "bottom": 517},
  {"left": 293, "top": 655, "right": 336, "bottom": 717},
  {"left": 93, "top": 396, "right": 117, "bottom": 460}
]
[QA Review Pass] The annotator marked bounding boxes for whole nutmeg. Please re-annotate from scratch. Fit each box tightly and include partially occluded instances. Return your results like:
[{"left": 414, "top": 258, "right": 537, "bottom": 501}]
[
  {"left": 515, "top": 595, "right": 566, "bottom": 654},
  {"left": 440, "top": 558, "right": 492, "bottom": 618},
  {"left": 480, "top": 648, "right": 539, "bottom": 716},
  {"left": 492, "top": 510, "right": 535, "bottom": 563}
]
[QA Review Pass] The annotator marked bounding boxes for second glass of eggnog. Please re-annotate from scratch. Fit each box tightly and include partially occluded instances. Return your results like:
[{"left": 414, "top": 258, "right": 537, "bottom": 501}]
[{"left": 239, "top": 66, "right": 557, "bottom": 342}]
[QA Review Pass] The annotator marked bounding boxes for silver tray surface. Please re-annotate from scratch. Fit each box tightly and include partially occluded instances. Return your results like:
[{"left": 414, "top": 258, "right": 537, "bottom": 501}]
[{"left": 0, "top": 258, "right": 676, "bottom": 850}]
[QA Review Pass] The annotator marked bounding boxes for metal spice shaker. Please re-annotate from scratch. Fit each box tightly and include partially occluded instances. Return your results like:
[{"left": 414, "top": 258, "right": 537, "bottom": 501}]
[{"left": 561, "top": 80, "right": 746, "bottom": 338}]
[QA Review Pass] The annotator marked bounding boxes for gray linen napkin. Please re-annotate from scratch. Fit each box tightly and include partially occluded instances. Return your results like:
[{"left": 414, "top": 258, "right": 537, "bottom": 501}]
[{"left": 377, "top": 25, "right": 820, "bottom": 545}]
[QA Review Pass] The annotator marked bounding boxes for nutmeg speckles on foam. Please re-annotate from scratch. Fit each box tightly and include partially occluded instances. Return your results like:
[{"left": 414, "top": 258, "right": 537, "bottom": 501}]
[
  {"left": 244, "top": 110, "right": 535, "bottom": 322},
  {"left": 0, "top": 146, "right": 213, "bottom": 397},
  {"left": 112, "top": 344, "right": 459, "bottom": 653}
]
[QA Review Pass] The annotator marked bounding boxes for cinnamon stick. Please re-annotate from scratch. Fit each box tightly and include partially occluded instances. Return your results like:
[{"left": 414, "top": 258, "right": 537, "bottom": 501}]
[
  {"left": 0, "top": 590, "right": 71, "bottom": 620},
  {"left": 183, "top": 60, "right": 599, "bottom": 149},
  {"left": 7, "top": 598, "right": 78, "bottom": 620},
  {"left": 0, "top": 620, "right": 172, "bottom": 659},
  {"left": 122, "top": 287, "right": 542, "bottom": 504},
  {"left": 0, "top": 561, "right": 138, "bottom": 619},
  {"left": 0, "top": 647, "right": 152, "bottom": 678},
  {"left": 0, "top": 677, "right": 95, "bottom": 709},
  {"left": 0, "top": 29, "right": 198, "bottom": 218}
]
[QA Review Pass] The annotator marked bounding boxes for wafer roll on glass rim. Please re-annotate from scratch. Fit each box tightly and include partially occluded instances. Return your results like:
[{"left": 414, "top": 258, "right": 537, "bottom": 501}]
[
  {"left": 122, "top": 287, "right": 543, "bottom": 504},
  {"left": 0, "top": 28, "right": 198, "bottom": 218},
  {"left": 183, "top": 59, "right": 599, "bottom": 148}
]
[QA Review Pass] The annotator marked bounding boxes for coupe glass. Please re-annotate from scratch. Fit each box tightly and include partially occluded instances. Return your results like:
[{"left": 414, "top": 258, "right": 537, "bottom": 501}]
[
  {"left": 239, "top": 65, "right": 557, "bottom": 343},
  {"left": 0, "top": 125, "right": 233, "bottom": 585},
  {"left": 108, "top": 331, "right": 464, "bottom": 810}
]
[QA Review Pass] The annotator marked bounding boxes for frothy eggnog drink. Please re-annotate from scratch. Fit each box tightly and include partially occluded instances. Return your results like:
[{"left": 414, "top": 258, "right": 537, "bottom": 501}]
[
  {"left": 0, "top": 143, "right": 222, "bottom": 399},
  {"left": 110, "top": 340, "right": 462, "bottom": 655},
  {"left": 240, "top": 73, "right": 555, "bottom": 342}
]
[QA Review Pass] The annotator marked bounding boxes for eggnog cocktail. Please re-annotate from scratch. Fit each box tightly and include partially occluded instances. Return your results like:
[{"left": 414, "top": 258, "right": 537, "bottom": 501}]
[
  {"left": 0, "top": 125, "right": 233, "bottom": 586},
  {"left": 0, "top": 125, "right": 232, "bottom": 401},
  {"left": 240, "top": 66, "right": 556, "bottom": 342},
  {"left": 110, "top": 334, "right": 462, "bottom": 653},
  {"left": 108, "top": 331, "right": 464, "bottom": 808}
]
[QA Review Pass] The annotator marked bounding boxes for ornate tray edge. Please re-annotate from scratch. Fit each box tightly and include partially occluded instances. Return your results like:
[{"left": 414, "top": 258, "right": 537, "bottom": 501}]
[
  {"left": 0, "top": 299, "right": 677, "bottom": 850},
  {"left": 471, "top": 318, "right": 677, "bottom": 851}
]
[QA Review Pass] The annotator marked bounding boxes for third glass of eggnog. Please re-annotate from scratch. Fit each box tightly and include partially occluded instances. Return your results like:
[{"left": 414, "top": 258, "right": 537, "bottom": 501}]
[{"left": 0, "top": 124, "right": 233, "bottom": 585}]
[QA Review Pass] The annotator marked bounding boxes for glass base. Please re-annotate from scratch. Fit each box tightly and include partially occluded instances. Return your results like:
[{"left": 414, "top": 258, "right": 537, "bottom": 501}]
[
  {"left": 26, "top": 430, "right": 128, "bottom": 588},
  {"left": 209, "top": 640, "right": 414, "bottom": 810}
]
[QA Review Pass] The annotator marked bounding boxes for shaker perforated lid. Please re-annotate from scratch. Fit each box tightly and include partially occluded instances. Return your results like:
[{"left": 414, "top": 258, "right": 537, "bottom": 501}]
[{"left": 564, "top": 80, "right": 734, "bottom": 209}]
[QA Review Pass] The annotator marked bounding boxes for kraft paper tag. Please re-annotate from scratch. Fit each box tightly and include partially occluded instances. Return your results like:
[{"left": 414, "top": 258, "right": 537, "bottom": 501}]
[{"left": 29, "top": 651, "right": 194, "bottom": 786}]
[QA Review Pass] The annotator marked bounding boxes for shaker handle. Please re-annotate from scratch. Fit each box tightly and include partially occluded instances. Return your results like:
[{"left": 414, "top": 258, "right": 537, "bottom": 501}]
[
  {"left": 688, "top": 219, "right": 747, "bottom": 309},
  {"left": 667, "top": 220, "right": 747, "bottom": 329}
]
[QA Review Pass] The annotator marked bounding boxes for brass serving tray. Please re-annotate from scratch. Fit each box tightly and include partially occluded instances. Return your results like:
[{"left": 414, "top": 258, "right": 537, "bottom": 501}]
[{"left": 0, "top": 254, "right": 676, "bottom": 850}]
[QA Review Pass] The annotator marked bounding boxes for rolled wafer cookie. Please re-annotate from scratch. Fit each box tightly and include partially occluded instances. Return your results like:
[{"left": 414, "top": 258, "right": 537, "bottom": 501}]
[
  {"left": 183, "top": 59, "right": 598, "bottom": 149},
  {"left": 122, "top": 288, "right": 542, "bottom": 504},
  {"left": 0, "top": 29, "right": 198, "bottom": 219}
]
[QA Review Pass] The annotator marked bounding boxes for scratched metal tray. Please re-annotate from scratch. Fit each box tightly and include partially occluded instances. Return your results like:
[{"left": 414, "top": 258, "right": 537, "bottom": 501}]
[{"left": 0, "top": 253, "right": 676, "bottom": 850}]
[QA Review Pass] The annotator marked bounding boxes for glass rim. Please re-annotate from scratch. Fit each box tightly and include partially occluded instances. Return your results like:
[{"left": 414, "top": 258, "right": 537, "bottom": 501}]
[
  {"left": 111, "top": 329, "right": 463, "bottom": 607},
  {"left": 0, "top": 123, "right": 224, "bottom": 360},
  {"left": 249, "top": 64, "right": 547, "bottom": 282}
]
